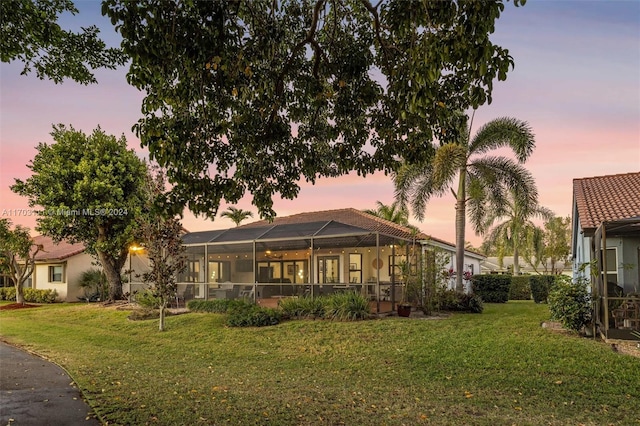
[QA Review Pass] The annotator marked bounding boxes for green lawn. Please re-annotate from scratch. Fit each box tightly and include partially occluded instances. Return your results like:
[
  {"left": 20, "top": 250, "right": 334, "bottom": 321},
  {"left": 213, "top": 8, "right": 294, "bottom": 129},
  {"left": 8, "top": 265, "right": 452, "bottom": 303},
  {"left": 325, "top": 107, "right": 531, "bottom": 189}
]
[{"left": 1, "top": 301, "right": 638, "bottom": 425}]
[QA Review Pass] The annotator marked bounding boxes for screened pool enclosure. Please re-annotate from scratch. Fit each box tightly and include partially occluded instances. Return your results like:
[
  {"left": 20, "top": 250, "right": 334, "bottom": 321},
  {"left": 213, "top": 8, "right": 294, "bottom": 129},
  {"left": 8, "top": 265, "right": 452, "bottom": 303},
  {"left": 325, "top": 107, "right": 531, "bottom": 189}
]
[{"left": 129, "top": 218, "right": 422, "bottom": 313}]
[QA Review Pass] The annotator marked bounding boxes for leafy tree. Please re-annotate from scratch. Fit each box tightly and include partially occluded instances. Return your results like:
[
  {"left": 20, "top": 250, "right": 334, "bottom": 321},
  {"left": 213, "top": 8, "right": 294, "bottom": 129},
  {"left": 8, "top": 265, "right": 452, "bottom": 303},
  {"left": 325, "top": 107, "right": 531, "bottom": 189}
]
[
  {"left": 363, "top": 201, "right": 410, "bottom": 225},
  {"left": 543, "top": 216, "right": 571, "bottom": 274},
  {"left": 482, "top": 190, "right": 553, "bottom": 275},
  {"left": 220, "top": 206, "right": 254, "bottom": 227},
  {"left": 0, "top": 219, "right": 42, "bottom": 304},
  {"left": 1, "top": 0, "right": 124, "bottom": 84},
  {"left": 136, "top": 168, "right": 186, "bottom": 331},
  {"left": 11, "top": 125, "right": 147, "bottom": 301},
  {"left": 394, "top": 116, "right": 536, "bottom": 292},
  {"left": 103, "top": 0, "right": 525, "bottom": 220},
  {"left": 521, "top": 215, "right": 571, "bottom": 274}
]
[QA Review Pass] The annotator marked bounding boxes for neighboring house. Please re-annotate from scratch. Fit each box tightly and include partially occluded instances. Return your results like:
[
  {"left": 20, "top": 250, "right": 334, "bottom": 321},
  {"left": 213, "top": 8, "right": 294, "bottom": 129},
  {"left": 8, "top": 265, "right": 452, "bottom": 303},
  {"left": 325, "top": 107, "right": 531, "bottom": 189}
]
[
  {"left": 571, "top": 172, "right": 640, "bottom": 339},
  {"left": 481, "top": 256, "right": 571, "bottom": 276},
  {"left": 29, "top": 236, "right": 94, "bottom": 302},
  {"left": 146, "top": 208, "right": 484, "bottom": 311}
]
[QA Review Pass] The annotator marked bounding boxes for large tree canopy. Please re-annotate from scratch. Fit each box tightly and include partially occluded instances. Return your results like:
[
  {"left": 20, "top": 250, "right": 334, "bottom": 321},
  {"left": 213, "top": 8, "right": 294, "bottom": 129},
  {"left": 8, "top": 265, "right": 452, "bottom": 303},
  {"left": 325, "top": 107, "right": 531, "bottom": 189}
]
[
  {"left": 1, "top": 0, "right": 124, "bottom": 84},
  {"left": 103, "top": 0, "right": 525, "bottom": 220},
  {"left": 11, "top": 125, "right": 147, "bottom": 300}
]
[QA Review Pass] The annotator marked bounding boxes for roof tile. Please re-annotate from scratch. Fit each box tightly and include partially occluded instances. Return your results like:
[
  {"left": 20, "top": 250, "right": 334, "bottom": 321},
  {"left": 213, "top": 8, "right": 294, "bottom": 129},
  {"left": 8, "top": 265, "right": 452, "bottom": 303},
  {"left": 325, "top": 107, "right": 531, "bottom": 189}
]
[
  {"left": 573, "top": 172, "right": 640, "bottom": 230},
  {"left": 32, "top": 235, "right": 86, "bottom": 261}
]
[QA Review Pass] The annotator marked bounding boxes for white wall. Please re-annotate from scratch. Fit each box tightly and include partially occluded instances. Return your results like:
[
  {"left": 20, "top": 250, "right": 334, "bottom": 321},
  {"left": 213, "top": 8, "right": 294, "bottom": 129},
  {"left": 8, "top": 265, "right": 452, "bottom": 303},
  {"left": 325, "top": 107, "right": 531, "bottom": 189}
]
[{"left": 32, "top": 252, "right": 96, "bottom": 302}]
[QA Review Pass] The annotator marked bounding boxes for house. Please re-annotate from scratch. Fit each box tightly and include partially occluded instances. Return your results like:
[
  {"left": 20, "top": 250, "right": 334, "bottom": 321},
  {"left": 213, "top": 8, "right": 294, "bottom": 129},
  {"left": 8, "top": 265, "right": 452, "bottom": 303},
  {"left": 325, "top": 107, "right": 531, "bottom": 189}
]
[
  {"left": 152, "top": 208, "right": 484, "bottom": 312},
  {"left": 571, "top": 172, "right": 640, "bottom": 339},
  {"left": 29, "top": 236, "right": 94, "bottom": 302},
  {"left": 481, "top": 256, "right": 572, "bottom": 276}
]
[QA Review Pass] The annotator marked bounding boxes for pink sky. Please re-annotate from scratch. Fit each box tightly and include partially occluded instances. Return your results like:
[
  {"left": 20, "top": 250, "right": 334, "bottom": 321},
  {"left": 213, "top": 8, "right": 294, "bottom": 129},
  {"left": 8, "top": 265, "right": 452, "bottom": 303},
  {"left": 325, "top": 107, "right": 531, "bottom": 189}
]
[{"left": 1, "top": 1, "right": 638, "bottom": 247}]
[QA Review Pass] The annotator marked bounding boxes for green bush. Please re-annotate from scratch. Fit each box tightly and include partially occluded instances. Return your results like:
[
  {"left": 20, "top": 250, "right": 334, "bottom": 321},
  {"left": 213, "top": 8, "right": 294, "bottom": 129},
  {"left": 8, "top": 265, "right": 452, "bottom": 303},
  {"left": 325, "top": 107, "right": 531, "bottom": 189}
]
[
  {"left": 530, "top": 275, "right": 557, "bottom": 303},
  {"left": 0, "top": 287, "right": 57, "bottom": 303},
  {"left": 509, "top": 276, "right": 531, "bottom": 300},
  {"left": 548, "top": 276, "right": 592, "bottom": 332},
  {"left": 0, "top": 287, "right": 16, "bottom": 301},
  {"left": 278, "top": 296, "right": 325, "bottom": 319},
  {"left": 323, "top": 292, "right": 370, "bottom": 321},
  {"left": 226, "top": 303, "right": 282, "bottom": 327},
  {"left": 78, "top": 269, "right": 108, "bottom": 301},
  {"left": 471, "top": 275, "right": 510, "bottom": 303},
  {"left": 187, "top": 298, "right": 246, "bottom": 313},
  {"left": 437, "top": 290, "right": 484, "bottom": 313},
  {"left": 135, "top": 290, "right": 162, "bottom": 309}
]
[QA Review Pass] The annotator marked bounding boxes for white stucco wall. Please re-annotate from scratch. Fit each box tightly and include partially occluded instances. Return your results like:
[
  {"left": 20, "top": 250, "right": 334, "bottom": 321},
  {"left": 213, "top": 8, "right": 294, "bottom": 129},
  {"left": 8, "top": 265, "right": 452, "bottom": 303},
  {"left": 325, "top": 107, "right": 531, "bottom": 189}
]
[{"left": 33, "top": 252, "right": 96, "bottom": 302}]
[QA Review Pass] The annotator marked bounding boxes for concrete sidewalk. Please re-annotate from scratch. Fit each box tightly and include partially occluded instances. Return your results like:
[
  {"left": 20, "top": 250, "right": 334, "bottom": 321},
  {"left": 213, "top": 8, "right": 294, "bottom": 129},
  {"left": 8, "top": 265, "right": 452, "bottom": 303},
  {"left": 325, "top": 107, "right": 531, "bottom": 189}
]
[{"left": 0, "top": 341, "right": 100, "bottom": 425}]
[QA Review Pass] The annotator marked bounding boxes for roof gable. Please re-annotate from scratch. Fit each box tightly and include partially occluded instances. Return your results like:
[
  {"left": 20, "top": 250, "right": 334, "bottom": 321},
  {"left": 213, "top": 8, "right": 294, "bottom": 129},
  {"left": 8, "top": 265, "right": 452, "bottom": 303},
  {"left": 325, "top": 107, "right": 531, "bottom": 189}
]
[
  {"left": 573, "top": 172, "right": 640, "bottom": 231},
  {"left": 32, "top": 235, "right": 86, "bottom": 261}
]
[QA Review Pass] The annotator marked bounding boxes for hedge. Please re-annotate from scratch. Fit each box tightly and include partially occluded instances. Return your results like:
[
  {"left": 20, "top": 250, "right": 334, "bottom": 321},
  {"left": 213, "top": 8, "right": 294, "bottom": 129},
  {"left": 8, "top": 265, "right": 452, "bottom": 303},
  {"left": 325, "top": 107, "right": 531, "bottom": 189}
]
[
  {"left": 471, "top": 275, "right": 511, "bottom": 303},
  {"left": 530, "top": 275, "right": 557, "bottom": 303},
  {"left": 509, "top": 276, "right": 531, "bottom": 300},
  {"left": 0, "top": 287, "right": 58, "bottom": 303}
]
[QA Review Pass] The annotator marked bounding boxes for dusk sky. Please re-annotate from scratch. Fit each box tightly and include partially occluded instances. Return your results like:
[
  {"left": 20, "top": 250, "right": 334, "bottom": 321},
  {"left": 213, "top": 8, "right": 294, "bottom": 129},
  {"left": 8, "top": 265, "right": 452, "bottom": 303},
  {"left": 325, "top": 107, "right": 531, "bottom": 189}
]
[{"left": 1, "top": 1, "right": 638, "bottom": 246}]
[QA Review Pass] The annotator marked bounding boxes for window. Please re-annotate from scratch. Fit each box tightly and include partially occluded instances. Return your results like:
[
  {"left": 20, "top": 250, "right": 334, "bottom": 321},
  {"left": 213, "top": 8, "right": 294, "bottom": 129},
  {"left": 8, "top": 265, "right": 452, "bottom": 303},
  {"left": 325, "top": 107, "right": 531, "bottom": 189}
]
[
  {"left": 603, "top": 248, "right": 618, "bottom": 284},
  {"left": 208, "top": 261, "right": 230, "bottom": 283},
  {"left": 348, "top": 253, "right": 362, "bottom": 283},
  {"left": 318, "top": 256, "right": 340, "bottom": 283},
  {"left": 48, "top": 265, "right": 63, "bottom": 282},
  {"left": 178, "top": 246, "right": 205, "bottom": 282}
]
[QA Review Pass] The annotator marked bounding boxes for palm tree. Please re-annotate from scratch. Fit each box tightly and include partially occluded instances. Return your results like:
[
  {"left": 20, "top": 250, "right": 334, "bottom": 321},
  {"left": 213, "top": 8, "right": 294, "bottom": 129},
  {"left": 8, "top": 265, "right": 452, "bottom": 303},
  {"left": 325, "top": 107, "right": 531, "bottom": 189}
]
[
  {"left": 394, "top": 115, "right": 536, "bottom": 292},
  {"left": 482, "top": 190, "right": 553, "bottom": 275},
  {"left": 363, "top": 201, "right": 410, "bottom": 225},
  {"left": 220, "top": 206, "right": 253, "bottom": 226}
]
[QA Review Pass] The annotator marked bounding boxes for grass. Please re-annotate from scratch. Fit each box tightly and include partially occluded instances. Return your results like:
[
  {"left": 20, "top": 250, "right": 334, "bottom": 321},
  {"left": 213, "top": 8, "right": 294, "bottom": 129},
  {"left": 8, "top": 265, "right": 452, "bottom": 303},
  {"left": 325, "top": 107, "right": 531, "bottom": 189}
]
[{"left": 1, "top": 301, "right": 639, "bottom": 425}]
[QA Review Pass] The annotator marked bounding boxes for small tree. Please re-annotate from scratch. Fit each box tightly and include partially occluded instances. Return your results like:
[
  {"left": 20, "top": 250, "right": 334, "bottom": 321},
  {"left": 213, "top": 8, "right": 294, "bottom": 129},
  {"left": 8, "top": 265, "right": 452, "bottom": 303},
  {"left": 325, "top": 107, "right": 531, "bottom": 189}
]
[
  {"left": 0, "top": 219, "right": 42, "bottom": 304},
  {"left": 220, "top": 206, "right": 253, "bottom": 226},
  {"left": 137, "top": 169, "right": 187, "bottom": 331}
]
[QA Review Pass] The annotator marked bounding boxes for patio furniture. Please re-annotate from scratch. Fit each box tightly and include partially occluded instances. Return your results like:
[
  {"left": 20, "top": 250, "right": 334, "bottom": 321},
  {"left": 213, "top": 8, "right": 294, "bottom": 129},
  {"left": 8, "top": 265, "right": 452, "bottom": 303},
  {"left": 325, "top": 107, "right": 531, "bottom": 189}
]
[{"left": 612, "top": 296, "right": 640, "bottom": 330}]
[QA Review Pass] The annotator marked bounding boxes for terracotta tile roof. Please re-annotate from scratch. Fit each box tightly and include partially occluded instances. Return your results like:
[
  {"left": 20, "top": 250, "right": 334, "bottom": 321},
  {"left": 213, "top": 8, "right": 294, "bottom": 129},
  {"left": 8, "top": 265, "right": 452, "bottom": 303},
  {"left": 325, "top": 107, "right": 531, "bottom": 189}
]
[
  {"left": 240, "top": 208, "right": 435, "bottom": 243},
  {"left": 32, "top": 235, "right": 86, "bottom": 261},
  {"left": 573, "top": 172, "right": 640, "bottom": 231}
]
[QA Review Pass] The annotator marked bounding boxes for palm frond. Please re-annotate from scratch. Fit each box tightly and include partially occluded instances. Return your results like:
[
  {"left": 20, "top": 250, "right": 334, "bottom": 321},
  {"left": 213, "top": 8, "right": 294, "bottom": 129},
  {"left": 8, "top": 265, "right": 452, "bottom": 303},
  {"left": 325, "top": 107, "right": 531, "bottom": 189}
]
[
  {"left": 431, "top": 143, "right": 466, "bottom": 189},
  {"left": 468, "top": 117, "right": 535, "bottom": 163},
  {"left": 394, "top": 164, "right": 430, "bottom": 221}
]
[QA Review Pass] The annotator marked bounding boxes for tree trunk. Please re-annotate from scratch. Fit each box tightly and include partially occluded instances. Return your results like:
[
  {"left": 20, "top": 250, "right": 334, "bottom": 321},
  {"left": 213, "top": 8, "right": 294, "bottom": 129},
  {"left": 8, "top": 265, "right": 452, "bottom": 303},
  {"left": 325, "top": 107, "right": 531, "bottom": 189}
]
[
  {"left": 513, "top": 245, "right": 520, "bottom": 275},
  {"left": 455, "top": 172, "right": 466, "bottom": 293},
  {"left": 15, "top": 281, "right": 25, "bottom": 304},
  {"left": 159, "top": 303, "right": 166, "bottom": 331},
  {"left": 96, "top": 249, "right": 126, "bottom": 301}
]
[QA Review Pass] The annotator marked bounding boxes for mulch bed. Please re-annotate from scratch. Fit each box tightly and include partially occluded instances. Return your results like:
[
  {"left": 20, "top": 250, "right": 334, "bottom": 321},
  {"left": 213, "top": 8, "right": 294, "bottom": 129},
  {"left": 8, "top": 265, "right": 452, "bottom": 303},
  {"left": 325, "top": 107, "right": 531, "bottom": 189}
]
[{"left": 0, "top": 303, "right": 41, "bottom": 311}]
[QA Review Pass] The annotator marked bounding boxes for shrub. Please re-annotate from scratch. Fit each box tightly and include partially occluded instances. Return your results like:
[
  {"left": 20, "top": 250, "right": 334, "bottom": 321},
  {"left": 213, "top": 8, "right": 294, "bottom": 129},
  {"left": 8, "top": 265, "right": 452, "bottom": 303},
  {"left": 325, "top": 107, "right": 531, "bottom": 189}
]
[
  {"left": 135, "top": 290, "right": 162, "bottom": 309},
  {"left": 23, "top": 288, "right": 58, "bottom": 303},
  {"left": 548, "top": 276, "right": 592, "bottom": 332},
  {"left": 471, "top": 275, "right": 510, "bottom": 303},
  {"left": 323, "top": 292, "right": 370, "bottom": 321},
  {"left": 509, "top": 276, "right": 531, "bottom": 300},
  {"left": 278, "top": 296, "right": 325, "bottom": 319},
  {"left": 187, "top": 299, "right": 245, "bottom": 313},
  {"left": 0, "top": 287, "right": 57, "bottom": 303},
  {"left": 436, "top": 290, "right": 484, "bottom": 313},
  {"left": 530, "top": 275, "right": 557, "bottom": 303},
  {"left": 0, "top": 287, "right": 16, "bottom": 301},
  {"left": 226, "top": 303, "right": 282, "bottom": 327},
  {"left": 78, "top": 269, "right": 108, "bottom": 301}
]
